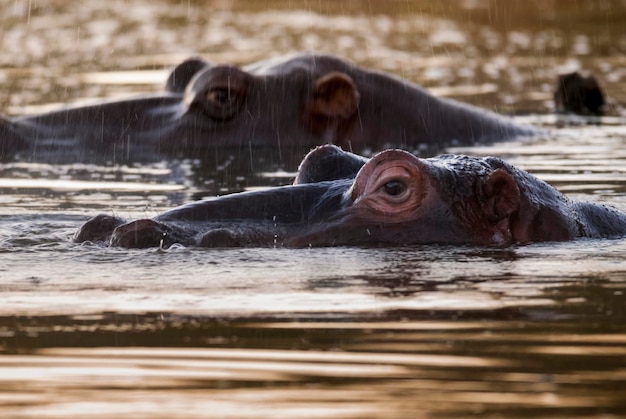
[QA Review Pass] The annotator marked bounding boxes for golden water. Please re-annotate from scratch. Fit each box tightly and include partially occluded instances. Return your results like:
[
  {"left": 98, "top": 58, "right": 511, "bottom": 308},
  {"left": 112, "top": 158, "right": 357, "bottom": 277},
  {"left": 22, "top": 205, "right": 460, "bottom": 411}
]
[{"left": 1, "top": 1, "right": 626, "bottom": 417}]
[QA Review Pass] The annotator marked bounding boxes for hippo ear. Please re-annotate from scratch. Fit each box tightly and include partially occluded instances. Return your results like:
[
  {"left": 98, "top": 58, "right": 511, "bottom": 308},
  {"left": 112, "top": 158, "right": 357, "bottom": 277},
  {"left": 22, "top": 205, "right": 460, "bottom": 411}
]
[
  {"left": 302, "top": 72, "right": 360, "bottom": 134},
  {"left": 294, "top": 145, "right": 368, "bottom": 184},
  {"left": 482, "top": 169, "right": 521, "bottom": 222},
  {"left": 165, "top": 57, "right": 211, "bottom": 93}
]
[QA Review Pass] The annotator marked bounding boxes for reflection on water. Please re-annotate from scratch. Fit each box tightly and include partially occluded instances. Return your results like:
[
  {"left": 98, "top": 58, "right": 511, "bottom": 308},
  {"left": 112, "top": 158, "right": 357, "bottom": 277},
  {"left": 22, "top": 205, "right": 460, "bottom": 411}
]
[
  {"left": 2, "top": 312, "right": 626, "bottom": 418},
  {"left": 1, "top": 228, "right": 626, "bottom": 417},
  {"left": 1, "top": 0, "right": 626, "bottom": 417}
]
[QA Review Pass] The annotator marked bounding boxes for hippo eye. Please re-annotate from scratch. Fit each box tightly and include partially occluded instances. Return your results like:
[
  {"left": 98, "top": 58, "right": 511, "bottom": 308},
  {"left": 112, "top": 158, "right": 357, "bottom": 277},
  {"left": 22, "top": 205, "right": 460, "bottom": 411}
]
[
  {"left": 208, "top": 88, "right": 233, "bottom": 105},
  {"left": 383, "top": 180, "right": 406, "bottom": 196}
]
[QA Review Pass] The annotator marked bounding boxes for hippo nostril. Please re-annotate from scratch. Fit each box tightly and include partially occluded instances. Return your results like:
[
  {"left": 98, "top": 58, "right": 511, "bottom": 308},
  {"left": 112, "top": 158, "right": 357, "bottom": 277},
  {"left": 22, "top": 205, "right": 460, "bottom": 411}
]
[{"left": 383, "top": 180, "right": 406, "bottom": 196}]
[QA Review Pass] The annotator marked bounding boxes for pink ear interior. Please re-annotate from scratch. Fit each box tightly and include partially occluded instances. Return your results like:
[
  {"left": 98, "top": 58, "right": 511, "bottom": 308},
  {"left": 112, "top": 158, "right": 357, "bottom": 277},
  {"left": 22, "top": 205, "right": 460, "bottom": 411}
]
[
  {"left": 483, "top": 168, "right": 521, "bottom": 222},
  {"left": 309, "top": 72, "right": 360, "bottom": 119}
]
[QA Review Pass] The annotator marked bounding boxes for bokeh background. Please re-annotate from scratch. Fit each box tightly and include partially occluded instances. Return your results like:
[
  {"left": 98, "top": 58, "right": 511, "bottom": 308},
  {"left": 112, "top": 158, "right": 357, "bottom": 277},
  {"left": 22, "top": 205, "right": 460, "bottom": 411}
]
[{"left": 1, "top": 0, "right": 624, "bottom": 115}]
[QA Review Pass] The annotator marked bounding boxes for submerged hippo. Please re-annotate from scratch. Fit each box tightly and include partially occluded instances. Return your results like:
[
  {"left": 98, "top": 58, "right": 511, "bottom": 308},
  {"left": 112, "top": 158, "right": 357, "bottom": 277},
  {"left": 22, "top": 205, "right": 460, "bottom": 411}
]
[
  {"left": 74, "top": 145, "right": 626, "bottom": 248},
  {"left": 554, "top": 72, "right": 605, "bottom": 116},
  {"left": 1, "top": 53, "right": 537, "bottom": 164}
]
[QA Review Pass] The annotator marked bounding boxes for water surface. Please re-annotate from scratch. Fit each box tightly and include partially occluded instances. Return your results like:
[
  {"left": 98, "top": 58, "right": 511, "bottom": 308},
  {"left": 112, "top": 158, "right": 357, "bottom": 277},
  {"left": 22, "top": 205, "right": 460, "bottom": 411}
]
[{"left": 1, "top": 1, "right": 626, "bottom": 417}]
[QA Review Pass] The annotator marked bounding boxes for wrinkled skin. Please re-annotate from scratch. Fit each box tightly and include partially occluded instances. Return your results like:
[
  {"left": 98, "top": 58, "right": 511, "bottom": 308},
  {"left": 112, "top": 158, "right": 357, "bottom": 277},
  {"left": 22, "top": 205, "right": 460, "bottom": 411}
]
[
  {"left": 554, "top": 72, "right": 605, "bottom": 116},
  {"left": 74, "top": 145, "right": 626, "bottom": 249},
  {"left": 1, "top": 53, "right": 538, "bottom": 164}
]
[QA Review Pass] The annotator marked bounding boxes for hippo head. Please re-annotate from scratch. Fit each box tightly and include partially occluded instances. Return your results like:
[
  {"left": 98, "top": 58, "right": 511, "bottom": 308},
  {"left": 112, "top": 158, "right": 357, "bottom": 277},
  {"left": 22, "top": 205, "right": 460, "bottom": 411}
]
[
  {"left": 75, "top": 146, "right": 579, "bottom": 249},
  {"left": 290, "top": 148, "right": 575, "bottom": 247},
  {"left": 163, "top": 53, "right": 535, "bottom": 158},
  {"left": 166, "top": 55, "right": 361, "bottom": 158},
  {"left": 8, "top": 54, "right": 535, "bottom": 164}
]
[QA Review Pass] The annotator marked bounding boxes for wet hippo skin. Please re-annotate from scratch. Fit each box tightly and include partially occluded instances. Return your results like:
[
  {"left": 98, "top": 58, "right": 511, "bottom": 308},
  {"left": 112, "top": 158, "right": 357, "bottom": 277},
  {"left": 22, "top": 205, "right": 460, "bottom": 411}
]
[
  {"left": 1, "top": 53, "right": 539, "bottom": 164},
  {"left": 74, "top": 145, "right": 626, "bottom": 249}
]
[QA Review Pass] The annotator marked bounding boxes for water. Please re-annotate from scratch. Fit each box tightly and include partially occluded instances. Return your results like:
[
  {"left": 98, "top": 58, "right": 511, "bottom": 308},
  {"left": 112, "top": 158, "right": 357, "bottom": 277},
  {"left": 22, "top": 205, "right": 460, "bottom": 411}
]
[{"left": 1, "top": 1, "right": 626, "bottom": 417}]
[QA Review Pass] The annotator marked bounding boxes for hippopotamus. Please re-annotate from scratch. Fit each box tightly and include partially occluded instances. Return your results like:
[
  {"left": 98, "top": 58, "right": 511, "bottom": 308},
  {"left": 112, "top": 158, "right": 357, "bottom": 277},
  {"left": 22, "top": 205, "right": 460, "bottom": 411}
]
[
  {"left": 554, "top": 72, "right": 605, "bottom": 116},
  {"left": 74, "top": 145, "right": 626, "bottom": 248},
  {"left": 1, "top": 53, "right": 538, "bottom": 164}
]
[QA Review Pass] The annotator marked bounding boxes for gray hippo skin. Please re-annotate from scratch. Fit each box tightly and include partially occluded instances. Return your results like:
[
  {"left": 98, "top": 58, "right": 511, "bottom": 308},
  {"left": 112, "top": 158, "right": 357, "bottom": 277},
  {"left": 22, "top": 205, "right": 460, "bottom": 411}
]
[
  {"left": 74, "top": 145, "right": 626, "bottom": 248},
  {"left": 1, "top": 53, "right": 538, "bottom": 164}
]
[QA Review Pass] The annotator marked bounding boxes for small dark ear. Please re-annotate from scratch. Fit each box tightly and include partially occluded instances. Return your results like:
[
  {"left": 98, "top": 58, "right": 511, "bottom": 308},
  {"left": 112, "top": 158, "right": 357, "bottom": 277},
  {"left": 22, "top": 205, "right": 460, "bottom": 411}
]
[
  {"left": 294, "top": 145, "right": 367, "bottom": 184},
  {"left": 307, "top": 72, "right": 359, "bottom": 119},
  {"left": 110, "top": 219, "right": 166, "bottom": 248},
  {"left": 73, "top": 214, "right": 126, "bottom": 243},
  {"left": 482, "top": 169, "right": 520, "bottom": 222},
  {"left": 165, "top": 57, "right": 211, "bottom": 93}
]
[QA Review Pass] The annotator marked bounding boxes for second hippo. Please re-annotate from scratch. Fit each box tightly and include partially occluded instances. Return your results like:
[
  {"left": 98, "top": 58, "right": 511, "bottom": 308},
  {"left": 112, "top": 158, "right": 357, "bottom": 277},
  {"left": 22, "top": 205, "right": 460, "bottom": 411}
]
[{"left": 2, "top": 53, "right": 539, "bottom": 164}]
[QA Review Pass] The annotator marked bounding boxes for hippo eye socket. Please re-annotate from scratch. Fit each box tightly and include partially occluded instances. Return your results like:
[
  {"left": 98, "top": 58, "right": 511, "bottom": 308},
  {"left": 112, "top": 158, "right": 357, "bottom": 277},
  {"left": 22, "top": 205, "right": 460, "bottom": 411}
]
[
  {"left": 203, "top": 85, "right": 246, "bottom": 121},
  {"left": 383, "top": 180, "right": 406, "bottom": 196},
  {"left": 187, "top": 66, "right": 250, "bottom": 121}
]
